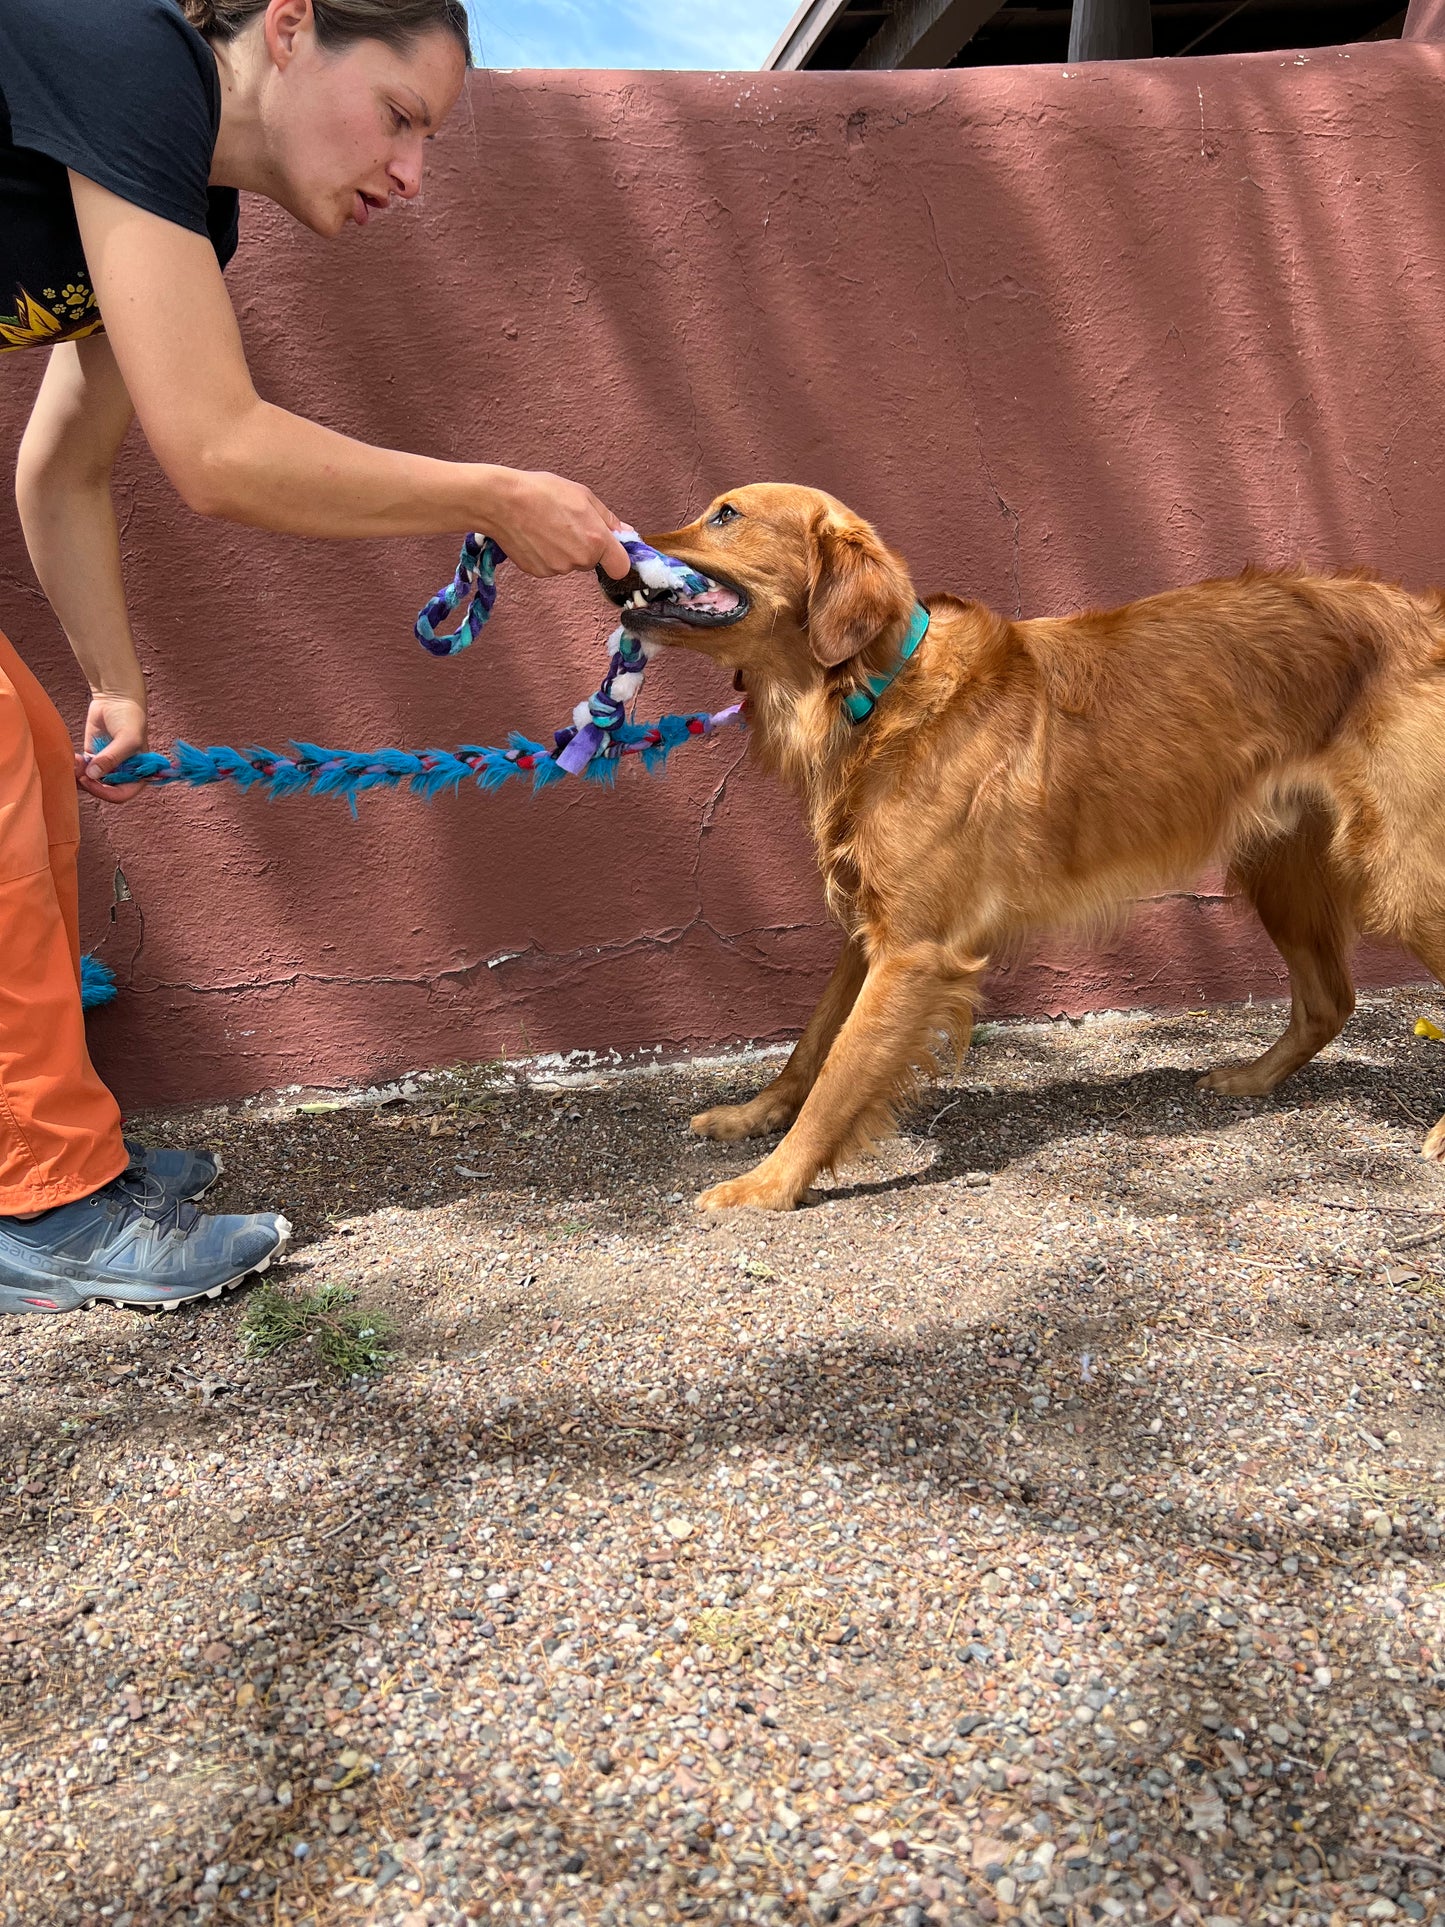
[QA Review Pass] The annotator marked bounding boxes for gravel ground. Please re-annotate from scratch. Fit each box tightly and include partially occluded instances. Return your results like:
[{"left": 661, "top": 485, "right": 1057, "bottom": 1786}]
[{"left": 4, "top": 985, "right": 1445, "bottom": 1927}]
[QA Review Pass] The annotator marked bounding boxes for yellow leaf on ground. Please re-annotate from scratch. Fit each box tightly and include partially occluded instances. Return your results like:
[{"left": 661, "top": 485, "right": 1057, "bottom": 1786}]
[{"left": 1416, "top": 1019, "right": 1445, "bottom": 1042}]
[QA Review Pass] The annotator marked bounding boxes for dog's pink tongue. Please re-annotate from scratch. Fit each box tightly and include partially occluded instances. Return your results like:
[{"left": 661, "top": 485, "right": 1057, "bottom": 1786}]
[{"left": 685, "top": 587, "right": 741, "bottom": 613}]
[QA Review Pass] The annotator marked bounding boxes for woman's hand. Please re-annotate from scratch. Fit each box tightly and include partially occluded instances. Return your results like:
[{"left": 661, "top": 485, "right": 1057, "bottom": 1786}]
[
  {"left": 485, "top": 471, "right": 631, "bottom": 580},
  {"left": 76, "top": 692, "right": 149, "bottom": 803}
]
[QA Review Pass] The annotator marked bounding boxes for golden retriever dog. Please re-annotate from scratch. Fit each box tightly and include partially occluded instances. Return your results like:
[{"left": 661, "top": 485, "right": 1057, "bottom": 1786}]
[{"left": 601, "top": 483, "right": 1445, "bottom": 1212}]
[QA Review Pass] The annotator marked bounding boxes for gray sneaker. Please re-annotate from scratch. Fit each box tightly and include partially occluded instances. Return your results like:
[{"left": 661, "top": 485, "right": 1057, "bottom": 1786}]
[
  {"left": 0, "top": 1171, "right": 290, "bottom": 1315},
  {"left": 123, "top": 1139, "right": 222, "bottom": 1203}
]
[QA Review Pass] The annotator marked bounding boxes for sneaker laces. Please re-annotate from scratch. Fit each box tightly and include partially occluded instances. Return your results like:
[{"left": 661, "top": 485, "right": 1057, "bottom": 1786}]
[{"left": 113, "top": 1166, "right": 201, "bottom": 1236}]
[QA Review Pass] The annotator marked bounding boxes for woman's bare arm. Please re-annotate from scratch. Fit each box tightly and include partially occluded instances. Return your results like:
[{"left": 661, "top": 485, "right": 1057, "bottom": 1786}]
[
  {"left": 69, "top": 172, "right": 630, "bottom": 577},
  {"left": 15, "top": 335, "right": 149, "bottom": 798}
]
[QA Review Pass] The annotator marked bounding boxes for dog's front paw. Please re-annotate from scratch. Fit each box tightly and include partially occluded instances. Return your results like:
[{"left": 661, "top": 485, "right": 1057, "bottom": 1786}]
[
  {"left": 690, "top": 1097, "right": 797, "bottom": 1143},
  {"left": 696, "top": 1169, "right": 807, "bottom": 1213},
  {"left": 1197, "top": 1062, "right": 1275, "bottom": 1098},
  {"left": 1424, "top": 1117, "right": 1445, "bottom": 1162}
]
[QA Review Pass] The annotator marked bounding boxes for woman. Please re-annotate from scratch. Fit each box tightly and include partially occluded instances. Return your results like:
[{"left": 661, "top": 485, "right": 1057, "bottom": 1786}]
[{"left": 0, "top": 0, "right": 629, "bottom": 1315}]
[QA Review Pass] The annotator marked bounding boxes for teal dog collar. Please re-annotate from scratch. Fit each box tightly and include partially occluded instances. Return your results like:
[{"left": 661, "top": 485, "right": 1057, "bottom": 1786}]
[{"left": 842, "top": 602, "right": 931, "bottom": 726}]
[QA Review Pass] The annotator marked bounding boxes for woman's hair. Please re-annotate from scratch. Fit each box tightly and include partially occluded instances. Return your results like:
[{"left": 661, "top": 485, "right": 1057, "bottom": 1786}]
[{"left": 181, "top": 0, "right": 472, "bottom": 61}]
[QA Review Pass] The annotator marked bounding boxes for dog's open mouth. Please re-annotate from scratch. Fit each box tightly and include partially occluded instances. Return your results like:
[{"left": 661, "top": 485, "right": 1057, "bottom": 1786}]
[{"left": 600, "top": 562, "right": 749, "bottom": 629}]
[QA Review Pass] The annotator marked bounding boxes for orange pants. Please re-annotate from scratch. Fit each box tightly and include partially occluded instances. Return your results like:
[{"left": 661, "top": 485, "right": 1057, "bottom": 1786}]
[{"left": 0, "top": 626, "right": 126, "bottom": 1215}]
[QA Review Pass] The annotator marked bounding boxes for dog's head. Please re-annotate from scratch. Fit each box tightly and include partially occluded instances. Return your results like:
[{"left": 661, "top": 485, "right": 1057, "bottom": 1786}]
[{"left": 598, "top": 484, "right": 917, "bottom": 691}]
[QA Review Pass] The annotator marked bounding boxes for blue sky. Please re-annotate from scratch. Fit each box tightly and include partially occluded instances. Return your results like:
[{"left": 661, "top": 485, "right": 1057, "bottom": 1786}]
[{"left": 464, "top": 0, "right": 795, "bottom": 69}]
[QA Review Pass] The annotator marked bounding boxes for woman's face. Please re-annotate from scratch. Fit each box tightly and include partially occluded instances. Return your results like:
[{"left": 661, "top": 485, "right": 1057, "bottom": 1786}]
[{"left": 259, "top": 8, "right": 468, "bottom": 238}]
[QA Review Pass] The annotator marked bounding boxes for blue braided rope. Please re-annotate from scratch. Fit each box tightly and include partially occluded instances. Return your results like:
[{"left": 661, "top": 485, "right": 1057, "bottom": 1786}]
[
  {"left": 102, "top": 527, "right": 743, "bottom": 803},
  {"left": 103, "top": 708, "right": 744, "bottom": 807},
  {"left": 80, "top": 954, "right": 118, "bottom": 1010}
]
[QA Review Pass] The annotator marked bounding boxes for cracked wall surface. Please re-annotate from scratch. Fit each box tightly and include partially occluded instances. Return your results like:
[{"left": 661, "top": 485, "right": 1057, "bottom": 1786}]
[{"left": 0, "top": 51, "right": 1440, "bottom": 1105}]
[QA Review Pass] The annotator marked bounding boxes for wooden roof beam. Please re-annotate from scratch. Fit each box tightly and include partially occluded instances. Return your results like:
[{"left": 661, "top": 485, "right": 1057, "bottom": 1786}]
[
  {"left": 766, "top": 0, "right": 859, "bottom": 70},
  {"left": 853, "top": 0, "right": 1010, "bottom": 67},
  {"left": 766, "top": 0, "right": 1007, "bottom": 70}
]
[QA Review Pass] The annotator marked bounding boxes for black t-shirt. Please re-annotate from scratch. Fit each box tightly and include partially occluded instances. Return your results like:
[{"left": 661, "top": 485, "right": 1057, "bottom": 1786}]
[{"left": 0, "top": 0, "right": 239, "bottom": 354}]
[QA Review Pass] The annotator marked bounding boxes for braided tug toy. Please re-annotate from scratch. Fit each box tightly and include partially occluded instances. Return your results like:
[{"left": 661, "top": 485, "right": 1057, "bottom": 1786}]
[{"left": 103, "top": 530, "right": 744, "bottom": 804}]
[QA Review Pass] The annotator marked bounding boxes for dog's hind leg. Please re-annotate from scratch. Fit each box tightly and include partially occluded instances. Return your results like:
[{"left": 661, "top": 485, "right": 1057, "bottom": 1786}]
[
  {"left": 1198, "top": 812, "right": 1356, "bottom": 1099},
  {"left": 696, "top": 939, "right": 982, "bottom": 1212},
  {"left": 691, "top": 936, "right": 868, "bottom": 1144}
]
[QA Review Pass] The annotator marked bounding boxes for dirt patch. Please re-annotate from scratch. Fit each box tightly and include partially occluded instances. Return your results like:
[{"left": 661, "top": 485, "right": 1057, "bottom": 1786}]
[{"left": 3, "top": 987, "right": 1445, "bottom": 1926}]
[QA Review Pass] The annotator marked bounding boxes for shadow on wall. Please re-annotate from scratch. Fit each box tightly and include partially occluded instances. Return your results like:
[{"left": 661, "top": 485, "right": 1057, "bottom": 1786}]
[{"left": 0, "top": 48, "right": 1440, "bottom": 1104}]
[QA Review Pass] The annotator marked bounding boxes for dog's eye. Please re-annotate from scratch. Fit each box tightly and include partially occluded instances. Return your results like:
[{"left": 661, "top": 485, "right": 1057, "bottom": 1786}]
[{"left": 709, "top": 503, "right": 741, "bottom": 526}]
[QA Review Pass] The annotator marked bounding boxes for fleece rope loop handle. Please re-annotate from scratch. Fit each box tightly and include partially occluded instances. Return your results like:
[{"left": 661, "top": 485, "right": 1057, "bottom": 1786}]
[
  {"left": 413, "top": 531, "right": 501, "bottom": 659},
  {"left": 103, "top": 528, "right": 743, "bottom": 805}
]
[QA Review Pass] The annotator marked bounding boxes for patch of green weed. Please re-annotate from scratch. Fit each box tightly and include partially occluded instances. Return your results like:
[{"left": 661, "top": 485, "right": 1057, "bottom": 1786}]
[{"left": 242, "top": 1282, "right": 396, "bottom": 1380}]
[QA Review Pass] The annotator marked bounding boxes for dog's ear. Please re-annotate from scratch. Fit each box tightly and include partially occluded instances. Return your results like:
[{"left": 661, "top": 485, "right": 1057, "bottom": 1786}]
[{"left": 804, "top": 508, "right": 916, "bottom": 668}]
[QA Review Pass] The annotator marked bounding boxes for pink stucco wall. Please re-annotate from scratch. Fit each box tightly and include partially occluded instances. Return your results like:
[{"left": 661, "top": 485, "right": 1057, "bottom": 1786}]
[{"left": 1, "top": 47, "right": 1441, "bottom": 1107}]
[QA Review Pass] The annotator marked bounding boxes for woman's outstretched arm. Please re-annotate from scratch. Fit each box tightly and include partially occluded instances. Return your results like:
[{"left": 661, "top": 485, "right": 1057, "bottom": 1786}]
[{"left": 69, "top": 172, "right": 630, "bottom": 578}]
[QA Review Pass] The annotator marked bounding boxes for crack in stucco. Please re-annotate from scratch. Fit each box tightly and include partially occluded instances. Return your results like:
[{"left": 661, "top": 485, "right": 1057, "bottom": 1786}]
[
  {"left": 1342, "top": 426, "right": 1403, "bottom": 540},
  {"left": 126, "top": 911, "right": 831, "bottom": 1002},
  {"left": 0, "top": 566, "right": 46, "bottom": 611},
  {"left": 125, "top": 885, "right": 1238, "bottom": 1004},
  {"left": 689, "top": 740, "right": 750, "bottom": 906}
]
